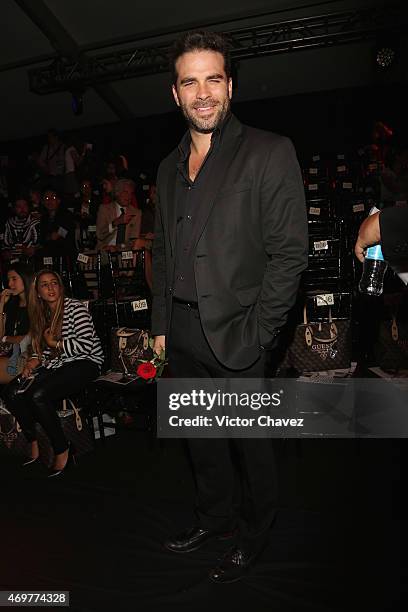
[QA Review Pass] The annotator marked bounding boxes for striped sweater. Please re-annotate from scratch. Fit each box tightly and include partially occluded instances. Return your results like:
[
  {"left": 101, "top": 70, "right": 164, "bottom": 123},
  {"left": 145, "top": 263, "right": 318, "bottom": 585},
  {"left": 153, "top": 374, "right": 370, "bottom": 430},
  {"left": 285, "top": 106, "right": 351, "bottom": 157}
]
[
  {"left": 34, "top": 298, "right": 104, "bottom": 370},
  {"left": 4, "top": 215, "right": 40, "bottom": 248}
]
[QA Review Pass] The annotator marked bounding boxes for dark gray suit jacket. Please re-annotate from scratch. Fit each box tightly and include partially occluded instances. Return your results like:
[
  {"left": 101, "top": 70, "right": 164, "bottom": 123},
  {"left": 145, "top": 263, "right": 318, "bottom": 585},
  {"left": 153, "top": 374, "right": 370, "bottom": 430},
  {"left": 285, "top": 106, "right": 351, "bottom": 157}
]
[
  {"left": 152, "top": 115, "right": 308, "bottom": 369},
  {"left": 380, "top": 207, "right": 408, "bottom": 270}
]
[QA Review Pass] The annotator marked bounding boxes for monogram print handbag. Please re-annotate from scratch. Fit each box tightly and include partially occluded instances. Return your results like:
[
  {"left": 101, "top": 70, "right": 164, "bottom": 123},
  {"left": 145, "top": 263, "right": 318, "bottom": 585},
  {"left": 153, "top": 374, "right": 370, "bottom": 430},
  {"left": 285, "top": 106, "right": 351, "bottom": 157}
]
[
  {"left": 110, "top": 327, "right": 154, "bottom": 375},
  {"left": 284, "top": 306, "right": 352, "bottom": 373},
  {"left": 375, "top": 307, "right": 408, "bottom": 373}
]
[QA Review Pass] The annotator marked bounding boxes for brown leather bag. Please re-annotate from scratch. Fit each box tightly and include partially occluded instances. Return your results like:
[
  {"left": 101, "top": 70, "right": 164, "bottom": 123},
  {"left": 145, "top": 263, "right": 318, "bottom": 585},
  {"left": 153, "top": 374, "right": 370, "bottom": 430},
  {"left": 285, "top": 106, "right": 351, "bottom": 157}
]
[
  {"left": 110, "top": 327, "right": 153, "bottom": 375},
  {"left": 37, "top": 398, "right": 94, "bottom": 467},
  {"left": 284, "top": 306, "right": 352, "bottom": 373},
  {"left": 0, "top": 403, "right": 30, "bottom": 458}
]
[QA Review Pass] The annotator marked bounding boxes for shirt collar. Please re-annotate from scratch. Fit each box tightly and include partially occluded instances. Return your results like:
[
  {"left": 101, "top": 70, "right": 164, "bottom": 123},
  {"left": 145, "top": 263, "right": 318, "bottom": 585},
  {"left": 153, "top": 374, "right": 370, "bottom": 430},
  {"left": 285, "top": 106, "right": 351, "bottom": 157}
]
[{"left": 177, "top": 111, "right": 233, "bottom": 162}]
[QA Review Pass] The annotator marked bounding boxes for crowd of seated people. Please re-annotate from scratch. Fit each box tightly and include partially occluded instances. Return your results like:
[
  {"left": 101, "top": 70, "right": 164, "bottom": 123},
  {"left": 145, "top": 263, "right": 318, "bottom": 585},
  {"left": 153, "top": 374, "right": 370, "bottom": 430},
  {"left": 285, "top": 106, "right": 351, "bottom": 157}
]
[
  {"left": 1, "top": 265, "right": 104, "bottom": 476},
  {"left": 0, "top": 130, "right": 158, "bottom": 472},
  {"left": 0, "top": 129, "right": 156, "bottom": 284}
]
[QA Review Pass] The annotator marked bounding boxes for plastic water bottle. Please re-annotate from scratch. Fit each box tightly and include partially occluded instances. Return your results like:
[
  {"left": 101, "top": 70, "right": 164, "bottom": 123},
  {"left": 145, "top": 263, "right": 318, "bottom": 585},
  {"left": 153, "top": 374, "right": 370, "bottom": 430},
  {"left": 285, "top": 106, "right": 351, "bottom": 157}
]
[{"left": 359, "top": 244, "right": 388, "bottom": 296}]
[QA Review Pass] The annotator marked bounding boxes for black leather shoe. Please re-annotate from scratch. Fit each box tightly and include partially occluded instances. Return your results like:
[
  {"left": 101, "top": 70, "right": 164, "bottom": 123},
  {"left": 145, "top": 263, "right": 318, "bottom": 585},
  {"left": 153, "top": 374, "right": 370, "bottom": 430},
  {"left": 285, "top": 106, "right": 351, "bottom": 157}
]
[
  {"left": 164, "top": 525, "right": 236, "bottom": 554},
  {"left": 209, "top": 545, "right": 262, "bottom": 583}
]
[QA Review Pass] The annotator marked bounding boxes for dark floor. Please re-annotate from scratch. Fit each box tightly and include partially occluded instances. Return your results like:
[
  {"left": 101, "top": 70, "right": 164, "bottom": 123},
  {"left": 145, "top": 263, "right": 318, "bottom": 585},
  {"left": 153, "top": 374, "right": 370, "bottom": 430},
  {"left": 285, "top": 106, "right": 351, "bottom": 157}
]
[{"left": 1, "top": 426, "right": 407, "bottom": 612}]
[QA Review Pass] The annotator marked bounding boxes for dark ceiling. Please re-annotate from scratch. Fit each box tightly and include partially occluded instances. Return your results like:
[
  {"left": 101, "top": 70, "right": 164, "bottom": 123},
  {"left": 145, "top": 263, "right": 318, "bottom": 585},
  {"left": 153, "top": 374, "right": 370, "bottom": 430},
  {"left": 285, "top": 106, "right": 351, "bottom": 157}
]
[{"left": 1, "top": 0, "right": 406, "bottom": 142}]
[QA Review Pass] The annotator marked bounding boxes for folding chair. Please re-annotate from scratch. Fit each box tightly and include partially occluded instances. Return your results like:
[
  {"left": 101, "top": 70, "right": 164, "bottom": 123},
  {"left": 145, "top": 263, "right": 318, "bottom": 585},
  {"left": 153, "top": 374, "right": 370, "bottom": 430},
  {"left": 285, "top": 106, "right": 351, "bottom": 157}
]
[
  {"left": 107, "top": 248, "right": 151, "bottom": 329},
  {"left": 71, "top": 250, "right": 102, "bottom": 301}
]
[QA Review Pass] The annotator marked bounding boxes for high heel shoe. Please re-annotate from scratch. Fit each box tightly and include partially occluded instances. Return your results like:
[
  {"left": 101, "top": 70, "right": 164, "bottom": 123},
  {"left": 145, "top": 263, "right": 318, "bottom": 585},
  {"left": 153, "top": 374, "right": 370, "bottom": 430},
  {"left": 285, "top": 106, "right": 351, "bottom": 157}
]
[
  {"left": 22, "top": 455, "right": 39, "bottom": 467},
  {"left": 47, "top": 443, "right": 76, "bottom": 478}
]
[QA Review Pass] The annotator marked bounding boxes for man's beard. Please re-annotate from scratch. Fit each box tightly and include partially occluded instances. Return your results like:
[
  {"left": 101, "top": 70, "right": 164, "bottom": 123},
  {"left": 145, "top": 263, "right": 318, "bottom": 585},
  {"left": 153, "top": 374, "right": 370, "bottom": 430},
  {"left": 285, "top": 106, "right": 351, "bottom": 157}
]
[{"left": 180, "top": 97, "right": 230, "bottom": 134}]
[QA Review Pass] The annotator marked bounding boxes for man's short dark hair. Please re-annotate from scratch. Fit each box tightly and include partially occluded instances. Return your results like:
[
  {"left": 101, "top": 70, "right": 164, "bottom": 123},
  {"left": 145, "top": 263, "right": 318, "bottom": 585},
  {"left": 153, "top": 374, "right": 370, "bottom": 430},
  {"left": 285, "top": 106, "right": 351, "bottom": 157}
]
[{"left": 170, "top": 30, "right": 232, "bottom": 85}]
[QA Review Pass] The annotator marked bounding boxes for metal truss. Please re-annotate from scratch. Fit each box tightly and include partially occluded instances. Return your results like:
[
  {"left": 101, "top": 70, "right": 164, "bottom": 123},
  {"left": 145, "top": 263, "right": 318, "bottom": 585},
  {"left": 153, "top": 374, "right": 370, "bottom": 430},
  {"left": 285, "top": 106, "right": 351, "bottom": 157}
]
[{"left": 28, "top": 6, "right": 404, "bottom": 95}]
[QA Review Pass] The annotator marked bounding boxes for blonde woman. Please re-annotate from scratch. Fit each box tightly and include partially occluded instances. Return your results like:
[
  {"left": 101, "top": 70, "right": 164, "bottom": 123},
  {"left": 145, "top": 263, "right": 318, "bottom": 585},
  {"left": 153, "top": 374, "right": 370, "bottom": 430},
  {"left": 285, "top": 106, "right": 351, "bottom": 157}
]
[{"left": 4, "top": 270, "right": 103, "bottom": 477}]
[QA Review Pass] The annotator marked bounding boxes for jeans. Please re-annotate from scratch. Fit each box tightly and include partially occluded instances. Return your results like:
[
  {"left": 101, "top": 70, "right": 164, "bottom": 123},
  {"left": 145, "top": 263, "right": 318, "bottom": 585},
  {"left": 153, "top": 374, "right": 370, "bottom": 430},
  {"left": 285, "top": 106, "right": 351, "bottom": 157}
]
[{"left": 5, "top": 360, "right": 99, "bottom": 454}]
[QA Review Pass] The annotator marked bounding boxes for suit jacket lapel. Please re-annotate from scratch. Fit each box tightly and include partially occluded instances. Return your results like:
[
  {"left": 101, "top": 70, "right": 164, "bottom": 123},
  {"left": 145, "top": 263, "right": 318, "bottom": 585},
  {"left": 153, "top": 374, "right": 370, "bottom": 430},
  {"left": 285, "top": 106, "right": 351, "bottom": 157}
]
[{"left": 166, "top": 164, "right": 178, "bottom": 253}]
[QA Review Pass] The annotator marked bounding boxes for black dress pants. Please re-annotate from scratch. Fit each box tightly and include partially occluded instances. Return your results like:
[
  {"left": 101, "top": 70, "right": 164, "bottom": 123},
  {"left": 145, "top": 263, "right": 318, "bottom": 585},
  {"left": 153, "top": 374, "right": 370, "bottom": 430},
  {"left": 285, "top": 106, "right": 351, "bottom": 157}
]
[
  {"left": 169, "top": 301, "right": 278, "bottom": 552},
  {"left": 5, "top": 360, "right": 99, "bottom": 454}
]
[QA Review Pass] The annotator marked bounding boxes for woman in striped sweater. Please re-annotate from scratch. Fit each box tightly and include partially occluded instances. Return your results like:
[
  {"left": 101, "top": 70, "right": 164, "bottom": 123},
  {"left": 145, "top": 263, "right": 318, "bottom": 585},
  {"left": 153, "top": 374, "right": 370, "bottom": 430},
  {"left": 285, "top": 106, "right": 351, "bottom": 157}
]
[{"left": 5, "top": 270, "right": 104, "bottom": 476}]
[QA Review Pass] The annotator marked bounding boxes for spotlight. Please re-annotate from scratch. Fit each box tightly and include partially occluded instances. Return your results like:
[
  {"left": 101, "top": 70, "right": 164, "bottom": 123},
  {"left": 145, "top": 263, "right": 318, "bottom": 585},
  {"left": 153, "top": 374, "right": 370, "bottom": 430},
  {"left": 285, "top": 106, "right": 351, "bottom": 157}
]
[
  {"left": 71, "top": 90, "right": 84, "bottom": 116},
  {"left": 374, "top": 36, "right": 398, "bottom": 70},
  {"left": 376, "top": 46, "right": 396, "bottom": 69}
]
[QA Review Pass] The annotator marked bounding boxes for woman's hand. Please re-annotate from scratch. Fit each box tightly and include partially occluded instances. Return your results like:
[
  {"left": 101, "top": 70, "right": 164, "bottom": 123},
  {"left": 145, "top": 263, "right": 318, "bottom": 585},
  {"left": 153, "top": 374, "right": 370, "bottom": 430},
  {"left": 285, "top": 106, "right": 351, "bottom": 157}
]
[
  {"left": 22, "top": 357, "right": 40, "bottom": 378},
  {"left": 43, "top": 328, "right": 57, "bottom": 348},
  {"left": 0, "top": 289, "right": 12, "bottom": 307}
]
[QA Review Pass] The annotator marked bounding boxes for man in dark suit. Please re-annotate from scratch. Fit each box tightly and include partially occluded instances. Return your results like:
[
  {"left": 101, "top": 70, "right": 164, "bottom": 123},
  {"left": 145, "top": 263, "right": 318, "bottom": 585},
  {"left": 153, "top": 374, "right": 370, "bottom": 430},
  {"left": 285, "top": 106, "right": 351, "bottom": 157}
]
[{"left": 152, "top": 30, "right": 308, "bottom": 583}]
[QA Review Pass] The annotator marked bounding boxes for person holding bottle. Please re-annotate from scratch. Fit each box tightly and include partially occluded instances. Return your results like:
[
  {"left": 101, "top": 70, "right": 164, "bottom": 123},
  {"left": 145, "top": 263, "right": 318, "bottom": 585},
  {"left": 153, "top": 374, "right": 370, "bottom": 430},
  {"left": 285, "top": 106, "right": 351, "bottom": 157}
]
[{"left": 355, "top": 207, "right": 408, "bottom": 269}]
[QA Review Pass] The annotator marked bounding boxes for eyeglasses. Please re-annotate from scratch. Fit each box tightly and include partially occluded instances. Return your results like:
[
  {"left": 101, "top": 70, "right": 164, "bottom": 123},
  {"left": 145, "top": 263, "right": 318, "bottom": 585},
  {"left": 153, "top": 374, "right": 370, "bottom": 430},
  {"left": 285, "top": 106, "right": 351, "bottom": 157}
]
[{"left": 44, "top": 194, "right": 58, "bottom": 201}]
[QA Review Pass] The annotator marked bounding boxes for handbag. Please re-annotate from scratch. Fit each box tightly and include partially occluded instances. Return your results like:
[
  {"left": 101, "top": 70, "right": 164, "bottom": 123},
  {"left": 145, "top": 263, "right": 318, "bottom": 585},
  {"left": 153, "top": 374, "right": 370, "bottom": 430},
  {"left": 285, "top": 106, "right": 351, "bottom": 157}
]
[
  {"left": 284, "top": 306, "right": 352, "bottom": 373},
  {"left": 0, "top": 398, "right": 94, "bottom": 466},
  {"left": 0, "top": 341, "right": 13, "bottom": 358},
  {"left": 0, "top": 402, "right": 30, "bottom": 458},
  {"left": 110, "top": 327, "right": 153, "bottom": 375},
  {"left": 375, "top": 309, "right": 408, "bottom": 373},
  {"left": 37, "top": 398, "right": 94, "bottom": 468}
]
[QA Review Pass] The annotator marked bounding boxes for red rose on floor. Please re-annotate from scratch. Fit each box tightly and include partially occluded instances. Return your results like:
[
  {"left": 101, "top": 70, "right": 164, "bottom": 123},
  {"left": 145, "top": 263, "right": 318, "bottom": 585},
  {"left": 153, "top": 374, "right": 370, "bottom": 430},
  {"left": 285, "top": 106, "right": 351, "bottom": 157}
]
[{"left": 137, "top": 362, "right": 157, "bottom": 380}]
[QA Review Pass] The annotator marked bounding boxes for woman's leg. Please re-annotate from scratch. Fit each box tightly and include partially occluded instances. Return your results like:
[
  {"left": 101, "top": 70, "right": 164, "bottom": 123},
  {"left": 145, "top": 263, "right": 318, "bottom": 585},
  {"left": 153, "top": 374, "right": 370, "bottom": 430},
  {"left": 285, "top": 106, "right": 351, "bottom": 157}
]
[
  {"left": 30, "top": 360, "right": 99, "bottom": 460},
  {"left": 3, "top": 375, "right": 40, "bottom": 444}
]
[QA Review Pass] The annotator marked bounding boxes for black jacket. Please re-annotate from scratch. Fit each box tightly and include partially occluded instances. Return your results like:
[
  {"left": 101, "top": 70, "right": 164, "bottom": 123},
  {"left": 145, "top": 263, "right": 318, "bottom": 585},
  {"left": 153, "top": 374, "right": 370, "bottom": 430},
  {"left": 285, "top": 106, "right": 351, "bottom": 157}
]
[
  {"left": 40, "top": 208, "right": 76, "bottom": 257},
  {"left": 380, "top": 207, "right": 408, "bottom": 270},
  {"left": 152, "top": 115, "right": 308, "bottom": 369}
]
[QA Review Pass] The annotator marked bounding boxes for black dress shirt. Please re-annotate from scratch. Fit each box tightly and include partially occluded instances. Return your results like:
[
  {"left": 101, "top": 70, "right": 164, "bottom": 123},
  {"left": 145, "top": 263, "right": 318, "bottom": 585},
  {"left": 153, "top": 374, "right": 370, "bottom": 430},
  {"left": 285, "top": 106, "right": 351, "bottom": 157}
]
[{"left": 173, "top": 113, "right": 232, "bottom": 302}]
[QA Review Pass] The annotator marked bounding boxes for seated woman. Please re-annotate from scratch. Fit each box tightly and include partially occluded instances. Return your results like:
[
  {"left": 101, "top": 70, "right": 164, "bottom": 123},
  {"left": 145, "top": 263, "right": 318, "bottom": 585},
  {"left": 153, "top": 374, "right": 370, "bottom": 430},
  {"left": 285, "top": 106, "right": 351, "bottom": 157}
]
[
  {"left": 0, "top": 263, "right": 33, "bottom": 384},
  {"left": 4, "top": 270, "right": 104, "bottom": 477}
]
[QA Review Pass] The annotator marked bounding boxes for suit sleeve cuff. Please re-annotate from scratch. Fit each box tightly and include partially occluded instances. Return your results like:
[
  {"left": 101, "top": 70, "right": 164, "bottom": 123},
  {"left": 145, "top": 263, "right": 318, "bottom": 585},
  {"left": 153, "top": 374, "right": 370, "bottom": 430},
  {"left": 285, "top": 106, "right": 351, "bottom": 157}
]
[{"left": 259, "top": 325, "right": 281, "bottom": 350}]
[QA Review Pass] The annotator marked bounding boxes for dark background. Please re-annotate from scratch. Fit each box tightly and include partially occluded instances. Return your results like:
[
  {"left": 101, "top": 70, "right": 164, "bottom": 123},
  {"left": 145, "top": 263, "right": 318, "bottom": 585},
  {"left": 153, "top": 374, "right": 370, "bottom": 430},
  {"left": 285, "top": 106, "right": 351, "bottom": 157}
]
[{"left": 2, "top": 81, "right": 407, "bottom": 181}]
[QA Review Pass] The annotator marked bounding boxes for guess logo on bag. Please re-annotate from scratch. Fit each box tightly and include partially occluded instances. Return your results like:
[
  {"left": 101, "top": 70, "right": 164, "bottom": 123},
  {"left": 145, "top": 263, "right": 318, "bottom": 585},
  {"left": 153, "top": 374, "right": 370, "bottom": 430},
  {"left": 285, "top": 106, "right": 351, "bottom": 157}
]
[
  {"left": 121, "top": 344, "right": 149, "bottom": 364},
  {"left": 311, "top": 342, "right": 338, "bottom": 361}
]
